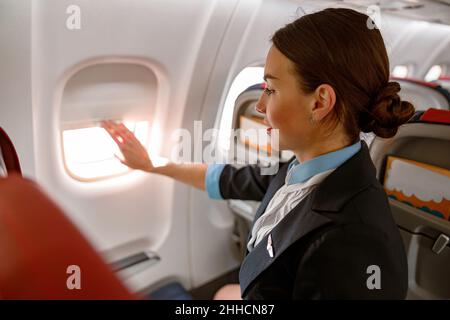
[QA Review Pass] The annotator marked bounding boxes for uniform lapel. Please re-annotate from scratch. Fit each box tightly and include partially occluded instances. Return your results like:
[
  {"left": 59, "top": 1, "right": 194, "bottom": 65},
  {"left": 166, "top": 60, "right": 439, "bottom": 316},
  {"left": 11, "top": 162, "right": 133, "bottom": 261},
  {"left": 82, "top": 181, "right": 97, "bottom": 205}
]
[
  {"left": 239, "top": 191, "right": 332, "bottom": 296},
  {"left": 249, "top": 160, "right": 291, "bottom": 232},
  {"left": 311, "top": 141, "right": 376, "bottom": 212},
  {"left": 239, "top": 141, "right": 376, "bottom": 297},
  {"left": 244, "top": 161, "right": 290, "bottom": 249}
]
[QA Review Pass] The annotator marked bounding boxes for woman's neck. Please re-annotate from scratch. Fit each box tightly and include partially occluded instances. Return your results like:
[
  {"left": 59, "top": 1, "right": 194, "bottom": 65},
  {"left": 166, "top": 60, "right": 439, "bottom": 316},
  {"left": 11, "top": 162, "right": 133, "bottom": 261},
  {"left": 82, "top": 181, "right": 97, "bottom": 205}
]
[{"left": 292, "top": 134, "right": 353, "bottom": 163}]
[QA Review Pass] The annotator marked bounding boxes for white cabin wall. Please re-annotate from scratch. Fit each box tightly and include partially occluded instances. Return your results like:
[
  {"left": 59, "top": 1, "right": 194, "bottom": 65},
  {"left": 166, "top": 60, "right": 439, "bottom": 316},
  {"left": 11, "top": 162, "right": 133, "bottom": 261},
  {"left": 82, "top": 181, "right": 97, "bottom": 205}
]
[
  {"left": 0, "top": 0, "right": 35, "bottom": 177},
  {"left": 382, "top": 14, "right": 450, "bottom": 78},
  {"left": 1, "top": 0, "right": 242, "bottom": 293},
  {"left": 188, "top": 0, "right": 302, "bottom": 288},
  {"left": 2, "top": 0, "right": 450, "bottom": 295}
]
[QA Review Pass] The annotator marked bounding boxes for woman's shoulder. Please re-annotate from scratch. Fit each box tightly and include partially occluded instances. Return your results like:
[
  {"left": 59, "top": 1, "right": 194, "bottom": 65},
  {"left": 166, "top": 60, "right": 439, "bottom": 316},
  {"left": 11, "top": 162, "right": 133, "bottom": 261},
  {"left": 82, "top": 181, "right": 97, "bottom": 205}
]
[
  {"left": 312, "top": 177, "right": 399, "bottom": 243},
  {"left": 347, "top": 182, "right": 398, "bottom": 234}
]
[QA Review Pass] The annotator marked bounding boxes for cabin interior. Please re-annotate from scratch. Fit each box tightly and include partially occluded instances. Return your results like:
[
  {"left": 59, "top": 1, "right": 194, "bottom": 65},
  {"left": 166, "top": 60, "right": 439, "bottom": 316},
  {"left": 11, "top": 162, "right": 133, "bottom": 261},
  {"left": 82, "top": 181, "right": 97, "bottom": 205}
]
[{"left": 0, "top": 0, "right": 449, "bottom": 300}]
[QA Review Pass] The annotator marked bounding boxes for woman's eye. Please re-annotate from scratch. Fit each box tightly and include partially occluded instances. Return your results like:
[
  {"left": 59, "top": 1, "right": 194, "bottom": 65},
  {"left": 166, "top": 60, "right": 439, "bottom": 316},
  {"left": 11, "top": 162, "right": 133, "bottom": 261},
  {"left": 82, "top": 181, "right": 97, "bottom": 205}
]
[{"left": 264, "top": 87, "right": 275, "bottom": 96}]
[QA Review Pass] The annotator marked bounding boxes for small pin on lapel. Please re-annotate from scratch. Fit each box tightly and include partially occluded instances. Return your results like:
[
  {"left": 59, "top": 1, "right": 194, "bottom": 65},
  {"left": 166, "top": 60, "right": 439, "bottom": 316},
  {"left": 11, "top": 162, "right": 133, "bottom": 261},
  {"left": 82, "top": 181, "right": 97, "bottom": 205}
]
[{"left": 267, "top": 234, "right": 274, "bottom": 258}]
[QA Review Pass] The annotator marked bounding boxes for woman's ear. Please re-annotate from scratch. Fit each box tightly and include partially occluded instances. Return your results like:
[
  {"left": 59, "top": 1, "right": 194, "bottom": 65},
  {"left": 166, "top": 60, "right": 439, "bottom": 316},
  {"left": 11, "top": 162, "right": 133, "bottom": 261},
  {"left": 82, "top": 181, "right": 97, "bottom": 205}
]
[{"left": 311, "top": 84, "right": 336, "bottom": 122}]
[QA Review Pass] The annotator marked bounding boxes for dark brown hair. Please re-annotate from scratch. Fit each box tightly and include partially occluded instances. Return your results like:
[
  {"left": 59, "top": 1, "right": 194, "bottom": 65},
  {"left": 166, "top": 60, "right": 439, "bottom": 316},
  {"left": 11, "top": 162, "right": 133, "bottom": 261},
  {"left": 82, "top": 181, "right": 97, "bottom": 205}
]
[{"left": 272, "top": 8, "right": 415, "bottom": 141}]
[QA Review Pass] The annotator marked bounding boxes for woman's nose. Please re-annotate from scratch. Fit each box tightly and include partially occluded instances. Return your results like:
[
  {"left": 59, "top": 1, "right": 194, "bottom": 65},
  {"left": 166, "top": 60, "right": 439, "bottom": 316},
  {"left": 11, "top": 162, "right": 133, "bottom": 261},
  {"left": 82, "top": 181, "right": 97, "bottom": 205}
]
[{"left": 255, "top": 95, "right": 266, "bottom": 114}]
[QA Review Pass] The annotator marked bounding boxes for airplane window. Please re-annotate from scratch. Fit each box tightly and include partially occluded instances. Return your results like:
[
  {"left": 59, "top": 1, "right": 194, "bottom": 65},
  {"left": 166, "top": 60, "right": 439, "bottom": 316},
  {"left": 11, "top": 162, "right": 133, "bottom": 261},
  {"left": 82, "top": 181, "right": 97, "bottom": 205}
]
[
  {"left": 59, "top": 62, "right": 157, "bottom": 181},
  {"left": 62, "top": 121, "right": 149, "bottom": 181},
  {"left": 392, "top": 65, "right": 410, "bottom": 78},
  {"left": 425, "top": 65, "right": 443, "bottom": 82},
  {"left": 218, "top": 66, "right": 264, "bottom": 153}
]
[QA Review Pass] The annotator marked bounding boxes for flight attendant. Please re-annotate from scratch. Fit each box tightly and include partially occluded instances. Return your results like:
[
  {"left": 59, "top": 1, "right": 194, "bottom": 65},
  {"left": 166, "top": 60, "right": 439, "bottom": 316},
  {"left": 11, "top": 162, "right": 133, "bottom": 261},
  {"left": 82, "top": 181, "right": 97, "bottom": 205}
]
[{"left": 103, "top": 8, "right": 414, "bottom": 299}]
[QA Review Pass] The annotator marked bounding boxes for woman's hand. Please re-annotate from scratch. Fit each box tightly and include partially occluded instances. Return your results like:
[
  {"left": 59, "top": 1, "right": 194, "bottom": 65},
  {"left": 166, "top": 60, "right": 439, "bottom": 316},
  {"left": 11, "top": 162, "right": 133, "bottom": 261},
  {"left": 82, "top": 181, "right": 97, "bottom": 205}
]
[
  {"left": 102, "top": 120, "right": 208, "bottom": 190},
  {"left": 101, "top": 120, "right": 155, "bottom": 173}
]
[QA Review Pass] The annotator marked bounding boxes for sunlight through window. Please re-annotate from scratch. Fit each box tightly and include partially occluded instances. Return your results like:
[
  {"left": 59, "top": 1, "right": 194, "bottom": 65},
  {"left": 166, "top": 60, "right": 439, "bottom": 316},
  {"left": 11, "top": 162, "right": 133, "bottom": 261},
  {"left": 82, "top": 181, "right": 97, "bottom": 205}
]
[
  {"left": 62, "top": 121, "right": 149, "bottom": 181},
  {"left": 392, "top": 65, "right": 410, "bottom": 78},
  {"left": 425, "top": 65, "right": 443, "bottom": 82}
]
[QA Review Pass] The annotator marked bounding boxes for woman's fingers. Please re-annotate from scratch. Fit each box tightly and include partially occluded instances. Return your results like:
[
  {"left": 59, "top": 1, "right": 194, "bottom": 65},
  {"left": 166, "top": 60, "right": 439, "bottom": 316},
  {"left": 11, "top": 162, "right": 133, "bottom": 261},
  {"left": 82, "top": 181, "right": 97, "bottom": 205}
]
[
  {"left": 102, "top": 122, "right": 129, "bottom": 144},
  {"left": 113, "top": 153, "right": 129, "bottom": 167},
  {"left": 116, "top": 123, "right": 135, "bottom": 139},
  {"left": 102, "top": 121, "right": 138, "bottom": 145},
  {"left": 102, "top": 126, "right": 123, "bottom": 145},
  {"left": 105, "top": 131, "right": 126, "bottom": 149},
  {"left": 106, "top": 122, "right": 134, "bottom": 139},
  {"left": 101, "top": 120, "right": 153, "bottom": 172}
]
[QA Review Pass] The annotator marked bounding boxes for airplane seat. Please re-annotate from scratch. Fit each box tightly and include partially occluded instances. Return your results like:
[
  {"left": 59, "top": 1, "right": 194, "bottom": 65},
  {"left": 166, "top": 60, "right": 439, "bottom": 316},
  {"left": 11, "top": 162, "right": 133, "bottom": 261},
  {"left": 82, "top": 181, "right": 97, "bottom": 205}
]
[
  {"left": 0, "top": 174, "right": 134, "bottom": 299},
  {"left": 233, "top": 83, "right": 267, "bottom": 128},
  {"left": 0, "top": 127, "right": 22, "bottom": 176},
  {"left": 369, "top": 108, "right": 450, "bottom": 300},
  {"left": 390, "top": 77, "right": 450, "bottom": 111},
  {"left": 0, "top": 174, "right": 193, "bottom": 300},
  {"left": 435, "top": 76, "right": 450, "bottom": 92}
]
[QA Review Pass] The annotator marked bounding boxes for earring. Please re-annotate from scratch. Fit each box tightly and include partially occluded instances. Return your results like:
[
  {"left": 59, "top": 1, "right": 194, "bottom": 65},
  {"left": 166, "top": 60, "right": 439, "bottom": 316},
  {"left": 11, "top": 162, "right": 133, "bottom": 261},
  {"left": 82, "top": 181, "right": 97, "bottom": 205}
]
[{"left": 309, "top": 114, "right": 316, "bottom": 125}]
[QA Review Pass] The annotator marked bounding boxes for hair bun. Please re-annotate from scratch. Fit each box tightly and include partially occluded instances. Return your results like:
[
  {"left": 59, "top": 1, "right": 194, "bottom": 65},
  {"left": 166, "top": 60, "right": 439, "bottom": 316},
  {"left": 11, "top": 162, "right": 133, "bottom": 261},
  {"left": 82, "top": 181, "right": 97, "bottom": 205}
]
[{"left": 359, "top": 81, "right": 415, "bottom": 138}]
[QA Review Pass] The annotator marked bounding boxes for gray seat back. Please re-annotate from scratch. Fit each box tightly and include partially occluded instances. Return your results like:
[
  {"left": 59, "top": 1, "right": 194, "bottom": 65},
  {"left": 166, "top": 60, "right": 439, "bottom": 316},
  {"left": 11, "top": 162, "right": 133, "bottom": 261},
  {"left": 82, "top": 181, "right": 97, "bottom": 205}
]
[
  {"left": 393, "top": 78, "right": 450, "bottom": 110},
  {"left": 370, "top": 111, "right": 450, "bottom": 299}
]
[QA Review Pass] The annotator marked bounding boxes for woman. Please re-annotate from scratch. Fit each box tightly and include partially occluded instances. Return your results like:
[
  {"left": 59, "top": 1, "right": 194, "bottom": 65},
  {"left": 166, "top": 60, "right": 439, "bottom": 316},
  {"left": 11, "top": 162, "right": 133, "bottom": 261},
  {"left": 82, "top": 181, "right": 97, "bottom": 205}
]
[{"left": 103, "top": 8, "right": 414, "bottom": 299}]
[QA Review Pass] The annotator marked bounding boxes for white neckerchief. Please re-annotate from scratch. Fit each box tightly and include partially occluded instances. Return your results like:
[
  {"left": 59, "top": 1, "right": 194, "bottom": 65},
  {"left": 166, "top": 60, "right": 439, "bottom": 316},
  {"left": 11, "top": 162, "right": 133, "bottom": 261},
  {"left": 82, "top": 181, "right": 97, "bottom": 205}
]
[{"left": 247, "top": 168, "right": 334, "bottom": 251}]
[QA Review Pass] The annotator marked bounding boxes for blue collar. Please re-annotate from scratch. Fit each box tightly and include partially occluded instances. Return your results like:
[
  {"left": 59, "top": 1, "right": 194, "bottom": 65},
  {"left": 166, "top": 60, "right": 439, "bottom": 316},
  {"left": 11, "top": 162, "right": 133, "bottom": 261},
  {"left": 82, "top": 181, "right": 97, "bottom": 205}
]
[{"left": 287, "top": 140, "right": 362, "bottom": 185}]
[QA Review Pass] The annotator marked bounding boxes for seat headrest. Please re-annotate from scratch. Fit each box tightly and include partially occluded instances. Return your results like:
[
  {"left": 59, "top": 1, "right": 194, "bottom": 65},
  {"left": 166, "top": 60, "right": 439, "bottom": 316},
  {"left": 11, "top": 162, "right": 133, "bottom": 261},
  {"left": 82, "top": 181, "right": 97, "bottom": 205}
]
[
  {"left": 390, "top": 77, "right": 450, "bottom": 111},
  {"left": 233, "top": 83, "right": 267, "bottom": 127},
  {"left": 370, "top": 108, "right": 450, "bottom": 183},
  {"left": 408, "top": 108, "right": 450, "bottom": 125},
  {"left": 435, "top": 77, "right": 450, "bottom": 92},
  {"left": 0, "top": 175, "right": 134, "bottom": 299},
  {"left": 0, "top": 127, "right": 21, "bottom": 176}
]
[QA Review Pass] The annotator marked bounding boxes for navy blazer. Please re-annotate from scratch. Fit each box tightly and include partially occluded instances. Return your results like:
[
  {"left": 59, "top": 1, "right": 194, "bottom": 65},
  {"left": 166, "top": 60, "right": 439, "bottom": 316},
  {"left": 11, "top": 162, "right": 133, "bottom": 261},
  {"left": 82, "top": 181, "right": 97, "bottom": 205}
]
[{"left": 217, "top": 141, "right": 408, "bottom": 299}]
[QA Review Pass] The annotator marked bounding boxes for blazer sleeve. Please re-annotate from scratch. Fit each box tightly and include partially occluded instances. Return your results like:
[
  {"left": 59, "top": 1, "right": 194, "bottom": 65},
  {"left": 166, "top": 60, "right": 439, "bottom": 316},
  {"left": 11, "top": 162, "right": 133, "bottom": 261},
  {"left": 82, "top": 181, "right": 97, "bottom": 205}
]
[
  {"left": 292, "top": 224, "right": 408, "bottom": 300},
  {"left": 205, "top": 163, "right": 281, "bottom": 201}
]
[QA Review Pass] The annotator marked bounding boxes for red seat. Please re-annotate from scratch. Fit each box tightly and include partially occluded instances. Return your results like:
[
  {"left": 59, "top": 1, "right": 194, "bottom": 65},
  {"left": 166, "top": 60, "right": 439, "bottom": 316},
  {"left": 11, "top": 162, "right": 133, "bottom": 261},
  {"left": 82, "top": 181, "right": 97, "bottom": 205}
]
[{"left": 0, "top": 175, "right": 134, "bottom": 299}]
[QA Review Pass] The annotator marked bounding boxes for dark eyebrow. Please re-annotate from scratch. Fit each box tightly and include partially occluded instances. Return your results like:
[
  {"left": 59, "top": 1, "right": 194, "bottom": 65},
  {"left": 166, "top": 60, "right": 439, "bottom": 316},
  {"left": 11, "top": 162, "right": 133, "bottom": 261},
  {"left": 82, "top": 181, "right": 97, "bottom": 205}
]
[{"left": 263, "top": 73, "right": 279, "bottom": 81}]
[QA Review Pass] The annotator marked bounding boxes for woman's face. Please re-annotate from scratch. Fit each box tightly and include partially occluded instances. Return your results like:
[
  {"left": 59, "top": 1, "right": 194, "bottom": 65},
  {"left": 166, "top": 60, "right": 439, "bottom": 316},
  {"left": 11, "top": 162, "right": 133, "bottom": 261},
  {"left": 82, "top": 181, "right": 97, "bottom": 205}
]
[{"left": 256, "top": 45, "right": 317, "bottom": 153}]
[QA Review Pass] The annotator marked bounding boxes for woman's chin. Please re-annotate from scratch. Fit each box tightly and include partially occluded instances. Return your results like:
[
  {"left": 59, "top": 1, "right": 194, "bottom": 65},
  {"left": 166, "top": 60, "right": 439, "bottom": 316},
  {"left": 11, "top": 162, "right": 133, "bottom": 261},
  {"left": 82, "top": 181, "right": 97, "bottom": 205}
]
[{"left": 267, "top": 129, "right": 291, "bottom": 152}]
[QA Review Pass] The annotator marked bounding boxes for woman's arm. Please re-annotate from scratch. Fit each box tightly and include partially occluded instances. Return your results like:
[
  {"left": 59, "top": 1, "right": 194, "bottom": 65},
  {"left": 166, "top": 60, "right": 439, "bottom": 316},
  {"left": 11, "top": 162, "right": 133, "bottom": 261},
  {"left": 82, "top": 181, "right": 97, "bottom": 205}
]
[
  {"left": 152, "top": 162, "right": 207, "bottom": 191},
  {"left": 102, "top": 121, "right": 207, "bottom": 191},
  {"left": 102, "top": 120, "right": 283, "bottom": 200}
]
